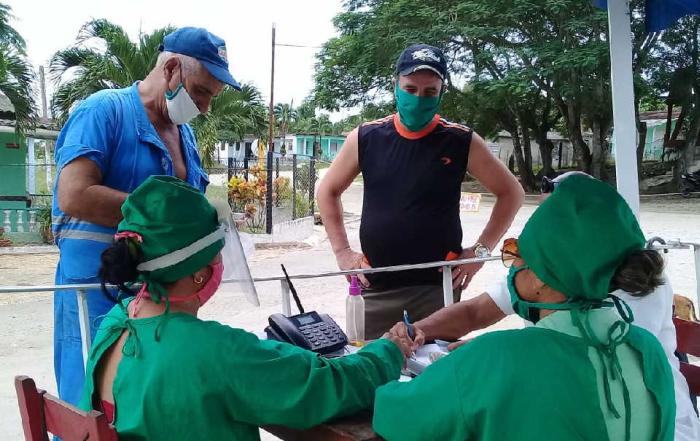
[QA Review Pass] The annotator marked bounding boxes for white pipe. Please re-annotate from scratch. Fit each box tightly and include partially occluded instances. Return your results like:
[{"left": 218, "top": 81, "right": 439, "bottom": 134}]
[
  {"left": 0, "top": 125, "right": 58, "bottom": 140},
  {"left": 0, "top": 256, "right": 502, "bottom": 293},
  {"left": 2, "top": 243, "right": 697, "bottom": 295},
  {"left": 442, "top": 266, "right": 454, "bottom": 307},
  {"left": 45, "top": 141, "right": 53, "bottom": 190},
  {"left": 26, "top": 138, "right": 35, "bottom": 195},
  {"left": 76, "top": 289, "right": 91, "bottom": 372},
  {"left": 694, "top": 245, "right": 700, "bottom": 309},
  {"left": 280, "top": 279, "right": 292, "bottom": 316},
  {"left": 608, "top": 0, "right": 641, "bottom": 217}
]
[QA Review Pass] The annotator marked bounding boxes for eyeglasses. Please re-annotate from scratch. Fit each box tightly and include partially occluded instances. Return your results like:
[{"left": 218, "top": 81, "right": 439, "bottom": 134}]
[
  {"left": 541, "top": 176, "right": 556, "bottom": 194},
  {"left": 500, "top": 238, "right": 520, "bottom": 268}
]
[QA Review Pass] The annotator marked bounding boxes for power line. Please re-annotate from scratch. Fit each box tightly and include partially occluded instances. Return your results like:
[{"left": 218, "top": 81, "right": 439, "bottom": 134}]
[{"left": 276, "top": 43, "right": 323, "bottom": 49}]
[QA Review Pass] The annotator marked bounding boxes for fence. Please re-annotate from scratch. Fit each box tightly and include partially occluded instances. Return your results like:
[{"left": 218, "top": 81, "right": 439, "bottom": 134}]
[
  {"left": 223, "top": 154, "right": 320, "bottom": 233},
  {"left": 1, "top": 239, "right": 698, "bottom": 372},
  {"left": 0, "top": 153, "right": 321, "bottom": 239},
  {"left": 1, "top": 207, "right": 44, "bottom": 233}
]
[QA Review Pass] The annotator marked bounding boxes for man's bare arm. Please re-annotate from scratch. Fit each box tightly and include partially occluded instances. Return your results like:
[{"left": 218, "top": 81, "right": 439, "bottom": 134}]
[
  {"left": 467, "top": 133, "right": 524, "bottom": 251},
  {"left": 317, "top": 128, "right": 360, "bottom": 255},
  {"left": 57, "top": 157, "right": 128, "bottom": 228},
  {"left": 317, "top": 128, "right": 372, "bottom": 284}
]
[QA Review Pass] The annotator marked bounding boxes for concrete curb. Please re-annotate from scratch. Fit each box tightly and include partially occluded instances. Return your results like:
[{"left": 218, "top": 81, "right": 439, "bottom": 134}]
[{"left": 0, "top": 245, "right": 58, "bottom": 255}]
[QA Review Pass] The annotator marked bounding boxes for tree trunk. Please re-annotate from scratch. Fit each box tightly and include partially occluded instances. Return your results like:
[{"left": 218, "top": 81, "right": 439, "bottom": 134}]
[
  {"left": 590, "top": 119, "right": 610, "bottom": 180},
  {"left": 511, "top": 128, "right": 536, "bottom": 191},
  {"left": 684, "top": 107, "right": 700, "bottom": 170},
  {"left": 674, "top": 103, "right": 700, "bottom": 187},
  {"left": 558, "top": 142, "right": 563, "bottom": 169},
  {"left": 521, "top": 124, "right": 534, "bottom": 175},
  {"left": 542, "top": 140, "right": 555, "bottom": 176},
  {"left": 534, "top": 130, "right": 554, "bottom": 177},
  {"left": 636, "top": 120, "right": 647, "bottom": 174},
  {"left": 564, "top": 105, "right": 592, "bottom": 172}
]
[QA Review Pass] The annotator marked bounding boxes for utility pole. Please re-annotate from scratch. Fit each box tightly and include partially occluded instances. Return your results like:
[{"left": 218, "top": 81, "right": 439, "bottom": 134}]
[
  {"left": 266, "top": 24, "right": 276, "bottom": 234},
  {"left": 39, "top": 66, "right": 53, "bottom": 189},
  {"left": 39, "top": 66, "right": 48, "bottom": 120}
]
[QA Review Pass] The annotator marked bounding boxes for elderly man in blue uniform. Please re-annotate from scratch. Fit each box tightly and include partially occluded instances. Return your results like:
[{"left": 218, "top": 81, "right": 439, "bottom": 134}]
[
  {"left": 318, "top": 44, "right": 525, "bottom": 338},
  {"left": 51, "top": 27, "right": 240, "bottom": 406}
]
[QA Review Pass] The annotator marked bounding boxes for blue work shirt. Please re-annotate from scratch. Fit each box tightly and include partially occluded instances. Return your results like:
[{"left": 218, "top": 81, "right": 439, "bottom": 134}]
[{"left": 52, "top": 82, "right": 208, "bottom": 282}]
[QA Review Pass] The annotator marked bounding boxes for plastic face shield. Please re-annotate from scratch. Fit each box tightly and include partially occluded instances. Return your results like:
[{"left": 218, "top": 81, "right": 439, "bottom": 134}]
[{"left": 214, "top": 201, "right": 260, "bottom": 307}]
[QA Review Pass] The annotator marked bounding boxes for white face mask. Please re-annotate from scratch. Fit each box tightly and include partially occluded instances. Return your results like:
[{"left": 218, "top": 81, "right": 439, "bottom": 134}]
[{"left": 165, "top": 82, "right": 200, "bottom": 125}]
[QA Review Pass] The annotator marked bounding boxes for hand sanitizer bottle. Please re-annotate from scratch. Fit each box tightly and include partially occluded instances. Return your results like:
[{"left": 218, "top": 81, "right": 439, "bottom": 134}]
[{"left": 346, "top": 275, "right": 365, "bottom": 344}]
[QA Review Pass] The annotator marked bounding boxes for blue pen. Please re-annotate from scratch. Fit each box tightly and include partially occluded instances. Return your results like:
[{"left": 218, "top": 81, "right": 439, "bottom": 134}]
[{"left": 403, "top": 309, "right": 415, "bottom": 340}]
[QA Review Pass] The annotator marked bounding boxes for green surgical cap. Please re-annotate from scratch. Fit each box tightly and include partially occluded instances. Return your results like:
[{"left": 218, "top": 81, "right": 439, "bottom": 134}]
[
  {"left": 518, "top": 175, "right": 645, "bottom": 300},
  {"left": 117, "top": 176, "right": 224, "bottom": 301}
]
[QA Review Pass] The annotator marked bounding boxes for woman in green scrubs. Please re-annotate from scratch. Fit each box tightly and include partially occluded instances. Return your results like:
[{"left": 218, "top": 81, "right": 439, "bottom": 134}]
[
  {"left": 374, "top": 175, "right": 675, "bottom": 441},
  {"left": 80, "top": 175, "right": 412, "bottom": 441}
]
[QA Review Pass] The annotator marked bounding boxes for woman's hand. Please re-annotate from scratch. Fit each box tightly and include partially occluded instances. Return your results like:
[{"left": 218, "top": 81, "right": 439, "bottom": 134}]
[
  {"left": 388, "top": 322, "right": 425, "bottom": 351},
  {"left": 382, "top": 332, "right": 414, "bottom": 359}
]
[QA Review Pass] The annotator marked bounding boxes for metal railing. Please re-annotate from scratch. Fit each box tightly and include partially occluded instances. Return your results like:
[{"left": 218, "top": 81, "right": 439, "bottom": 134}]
[
  {"left": 1, "top": 240, "right": 699, "bottom": 372},
  {"left": 0, "top": 256, "right": 499, "bottom": 370}
]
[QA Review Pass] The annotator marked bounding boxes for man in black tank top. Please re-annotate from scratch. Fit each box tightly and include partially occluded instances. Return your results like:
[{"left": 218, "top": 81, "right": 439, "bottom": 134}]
[{"left": 318, "top": 44, "right": 525, "bottom": 338}]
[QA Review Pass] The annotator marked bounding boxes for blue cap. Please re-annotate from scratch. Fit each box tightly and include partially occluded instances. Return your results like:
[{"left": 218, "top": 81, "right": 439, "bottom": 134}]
[
  {"left": 160, "top": 27, "right": 241, "bottom": 90},
  {"left": 395, "top": 44, "right": 447, "bottom": 81}
]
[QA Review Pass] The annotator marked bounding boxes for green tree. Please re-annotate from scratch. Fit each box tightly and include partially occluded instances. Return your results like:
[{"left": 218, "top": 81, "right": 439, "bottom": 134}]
[
  {"left": 648, "top": 16, "right": 700, "bottom": 181},
  {"left": 191, "top": 84, "right": 268, "bottom": 167},
  {"left": 274, "top": 102, "right": 297, "bottom": 136},
  {"left": 273, "top": 101, "right": 296, "bottom": 154},
  {"left": 50, "top": 19, "right": 173, "bottom": 121},
  {"left": 50, "top": 19, "right": 267, "bottom": 166},
  {"left": 313, "top": 0, "right": 669, "bottom": 184},
  {"left": 0, "top": 3, "right": 36, "bottom": 132}
]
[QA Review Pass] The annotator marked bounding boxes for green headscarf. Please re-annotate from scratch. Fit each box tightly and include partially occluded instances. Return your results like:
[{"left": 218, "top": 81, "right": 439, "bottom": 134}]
[
  {"left": 117, "top": 175, "right": 224, "bottom": 302},
  {"left": 516, "top": 175, "right": 647, "bottom": 441}
]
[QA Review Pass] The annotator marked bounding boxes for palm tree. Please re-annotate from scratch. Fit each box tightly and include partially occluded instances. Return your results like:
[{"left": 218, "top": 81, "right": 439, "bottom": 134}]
[
  {"left": 191, "top": 83, "right": 267, "bottom": 168},
  {"left": 50, "top": 19, "right": 173, "bottom": 121},
  {"left": 295, "top": 98, "right": 316, "bottom": 121},
  {"left": 0, "top": 3, "right": 36, "bottom": 132},
  {"left": 274, "top": 102, "right": 297, "bottom": 133},
  {"left": 50, "top": 19, "right": 268, "bottom": 166},
  {"left": 274, "top": 101, "right": 296, "bottom": 154}
]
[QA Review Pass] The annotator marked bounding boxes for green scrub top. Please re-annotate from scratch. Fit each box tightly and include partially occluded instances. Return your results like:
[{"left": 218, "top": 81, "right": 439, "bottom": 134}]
[
  {"left": 80, "top": 298, "right": 403, "bottom": 441},
  {"left": 373, "top": 308, "right": 675, "bottom": 441}
]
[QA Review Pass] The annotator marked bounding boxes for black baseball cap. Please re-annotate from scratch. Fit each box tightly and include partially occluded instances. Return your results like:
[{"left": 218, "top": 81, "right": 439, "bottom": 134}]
[{"left": 395, "top": 44, "right": 447, "bottom": 81}]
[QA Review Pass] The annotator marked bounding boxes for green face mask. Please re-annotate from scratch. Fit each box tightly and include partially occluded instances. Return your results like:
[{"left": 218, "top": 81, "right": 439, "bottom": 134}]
[
  {"left": 507, "top": 264, "right": 576, "bottom": 324},
  {"left": 394, "top": 84, "right": 442, "bottom": 132}
]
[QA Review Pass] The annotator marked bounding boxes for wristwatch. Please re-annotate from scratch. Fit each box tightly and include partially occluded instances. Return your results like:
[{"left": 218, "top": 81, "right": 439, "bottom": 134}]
[{"left": 472, "top": 243, "right": 491, "bottom": 258}]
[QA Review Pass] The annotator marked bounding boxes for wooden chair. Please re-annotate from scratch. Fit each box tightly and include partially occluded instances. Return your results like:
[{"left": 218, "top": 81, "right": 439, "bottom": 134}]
[
  {"left": 14, "top": 376, "right": 118, "bottom": 441},
  {"left": 673, "top": 317, "right": 700, "bottom": 396}
]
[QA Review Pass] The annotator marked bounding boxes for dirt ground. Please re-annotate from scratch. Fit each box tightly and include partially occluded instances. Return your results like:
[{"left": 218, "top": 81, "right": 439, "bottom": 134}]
[{"left": 1, "top": 184, "right": 699, "bottom": 439}]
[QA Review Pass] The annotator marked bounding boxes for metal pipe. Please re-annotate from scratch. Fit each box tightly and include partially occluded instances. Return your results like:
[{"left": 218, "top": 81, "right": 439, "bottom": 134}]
[
  {"left": 2, "top": 242, "right": 698, "bottom": 302},
  {"left": 76, "top": 289, "right": 91, "bottom": 369},
  {"left": 0, "top": 126, "right": 58, "bottom": 140},
  {"left": 280, "top": 279, "right": 292, "bottom": 316},
  {"left": 442, "top": 265, "right": 453, "bottom": 307},
  {"left": 0, "top": 256, "right": 501, "bottom": 293},
  {"left": 694, "top": 244, "right": 700, "bottom": 309}
]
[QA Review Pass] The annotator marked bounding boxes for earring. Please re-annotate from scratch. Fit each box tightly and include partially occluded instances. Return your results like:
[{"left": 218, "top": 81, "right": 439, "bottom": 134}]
[{"left": 194, "top": 275, "right": 204, "bottom": 285}]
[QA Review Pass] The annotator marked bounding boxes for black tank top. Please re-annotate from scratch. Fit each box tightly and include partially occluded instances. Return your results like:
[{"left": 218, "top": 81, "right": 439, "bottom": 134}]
[{"left": 358, "top": 114, "right": 472, "bottom": 288}]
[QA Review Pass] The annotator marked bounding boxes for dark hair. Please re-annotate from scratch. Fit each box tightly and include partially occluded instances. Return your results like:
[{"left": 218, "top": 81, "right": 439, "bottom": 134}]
[
  {"left": 609, "top": 249, "right": 665, "bottom": 297},
  {"left": 98, "top": 238, "right": 143, "bottom": 303}
]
